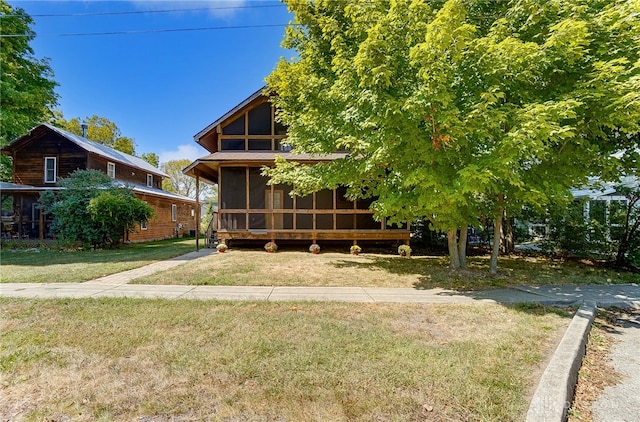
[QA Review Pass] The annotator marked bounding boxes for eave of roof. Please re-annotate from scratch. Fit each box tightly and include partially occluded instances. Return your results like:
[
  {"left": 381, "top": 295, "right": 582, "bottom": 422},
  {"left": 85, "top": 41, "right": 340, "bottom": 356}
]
[
  {"left": 571, "top": 175, "right": 639, "bottom": 198},
  {"left": 0, "top": 182, "right": 61, "bottom": 192},
  {"left": 192, "top": 151, "right": 348, "bottom": 163},
  {"left": 0, "top": 180, "right": 195, "bottom": 203},
  {"left": 112, "top": 181, "right": 196, "bottom": 203}
]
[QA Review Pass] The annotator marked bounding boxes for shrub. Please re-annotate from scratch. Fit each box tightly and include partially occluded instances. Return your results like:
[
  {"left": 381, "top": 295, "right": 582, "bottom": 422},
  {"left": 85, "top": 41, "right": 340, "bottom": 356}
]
[{"left": 40, "top": 170, "right": 154, "bottom": 249}]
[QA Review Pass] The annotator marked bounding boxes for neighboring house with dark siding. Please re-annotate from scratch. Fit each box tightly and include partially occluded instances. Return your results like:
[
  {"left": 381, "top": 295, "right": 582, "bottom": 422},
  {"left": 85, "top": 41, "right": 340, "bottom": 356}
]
[{"left": 1, "top": 123, "right": 196, "bottom": 241}]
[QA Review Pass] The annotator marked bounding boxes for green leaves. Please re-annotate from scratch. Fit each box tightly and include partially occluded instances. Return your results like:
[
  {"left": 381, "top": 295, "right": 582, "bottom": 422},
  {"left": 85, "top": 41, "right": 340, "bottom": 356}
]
[
  {"left": 267, "top": 0, "right": 640, "bottom": 256},
  {"left": 0, "top": 1, "right": 58, "bottom": 181},
  {"left": 42, "top": 170, "right": 154, "bottom": 249}
]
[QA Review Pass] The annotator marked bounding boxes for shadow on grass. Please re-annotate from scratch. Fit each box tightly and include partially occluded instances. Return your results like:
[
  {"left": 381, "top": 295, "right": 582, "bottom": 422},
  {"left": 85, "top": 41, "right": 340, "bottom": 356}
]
[{"left": 334, "top": 252, "right": 638, "bottom": 291}]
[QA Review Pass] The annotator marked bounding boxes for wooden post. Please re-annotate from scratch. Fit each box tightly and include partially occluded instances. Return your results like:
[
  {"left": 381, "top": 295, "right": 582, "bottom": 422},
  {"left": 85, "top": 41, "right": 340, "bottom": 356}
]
[
  {"left": 18, "top": 195, "right": 23, "bottom": 238},
  {"left": 39, "top": 203, "right": 44, "bottom": 240}
]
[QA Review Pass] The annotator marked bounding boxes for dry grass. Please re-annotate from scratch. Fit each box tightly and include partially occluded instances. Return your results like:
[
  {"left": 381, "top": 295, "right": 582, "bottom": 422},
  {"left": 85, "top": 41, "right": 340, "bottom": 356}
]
[
  {"left": 132, "top": 249, "right": 639, "bottom": 289},
  {"left": 1, "top": 298, "right": 571, "bottom": 421},
  {"left": 567, "top": 308, "right": 627, "bottom": 421}
]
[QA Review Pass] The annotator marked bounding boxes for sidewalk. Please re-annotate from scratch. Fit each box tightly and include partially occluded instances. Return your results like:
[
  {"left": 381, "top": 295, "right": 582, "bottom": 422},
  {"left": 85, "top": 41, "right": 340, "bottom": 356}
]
[{"left": 1, "top": 278, "right": 639, "bottom": 307}]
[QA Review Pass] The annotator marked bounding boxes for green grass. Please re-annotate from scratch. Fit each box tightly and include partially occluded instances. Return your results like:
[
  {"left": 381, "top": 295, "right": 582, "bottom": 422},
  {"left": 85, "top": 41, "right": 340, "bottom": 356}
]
[
  {"left": 0, "top": 238, "right": 197, "bottom": 283},
  {"left": 0, "top": 298, "right": 571, "bottom": 421},
  {"left": 133, "top": 249, "right": 639, "bottom": 289}
]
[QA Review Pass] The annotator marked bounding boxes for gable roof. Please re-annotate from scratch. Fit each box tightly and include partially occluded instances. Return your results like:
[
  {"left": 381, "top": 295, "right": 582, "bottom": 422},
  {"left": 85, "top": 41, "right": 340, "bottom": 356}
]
[
  {"left": 4, "top": 123, "right": 168, "bottom": 178},
  {"left": 572, "top": 175, "right": 639, "bottom": 199},
  {"left": 194, "top": 86, "right": 265, "bottom": 143}
]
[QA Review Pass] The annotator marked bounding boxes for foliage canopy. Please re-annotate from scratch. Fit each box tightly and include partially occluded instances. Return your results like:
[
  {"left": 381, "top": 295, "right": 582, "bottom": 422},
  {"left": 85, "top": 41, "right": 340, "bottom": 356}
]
[
  {"left": 266, "top": 0, "right": 640, "bottom": 272},
  {"left": 55, "top": 114, "right": 137, "bottom": 155},
  {"left": 0, "top": 0, "right": 58, "bottom": 181}
]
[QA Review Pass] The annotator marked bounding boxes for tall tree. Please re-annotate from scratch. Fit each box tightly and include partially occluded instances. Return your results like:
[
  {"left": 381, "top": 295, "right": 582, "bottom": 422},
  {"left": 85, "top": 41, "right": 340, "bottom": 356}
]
[
  {"left": 59, "top": 115, "right": 137, "bottom": 155},
  {"left": 140, "top": 152, "right": 159, "bottom": 168},
  {"left": 266, "top": 0, "right": 640, "bottom": 274},
  {"left": 161, "top": 159, "right": 214, "bottom": 200},
  {"left": 0, "top": 0, "right": 58, "bottom": 181}
]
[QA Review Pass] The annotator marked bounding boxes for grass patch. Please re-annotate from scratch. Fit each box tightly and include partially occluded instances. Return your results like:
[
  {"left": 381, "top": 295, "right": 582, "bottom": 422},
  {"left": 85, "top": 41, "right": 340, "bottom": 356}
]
[
  {"left": 133, "top": 249, "right": 639, "bottom": 289},
  {"left": 0, "top": 298, "right": 570, "bottom": 421},
  {"left": 0, "top": 238, "right": 197, "bottom": 283}
]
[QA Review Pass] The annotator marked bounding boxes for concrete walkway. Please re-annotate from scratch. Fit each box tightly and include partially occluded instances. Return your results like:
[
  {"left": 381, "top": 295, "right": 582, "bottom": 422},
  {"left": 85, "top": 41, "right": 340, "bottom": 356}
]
[
  {"left": 2, "top": 279, "right": 639, "bottom": 306},
  {"left": 1, "top": 249, "right": 639, "bottom": 422}
]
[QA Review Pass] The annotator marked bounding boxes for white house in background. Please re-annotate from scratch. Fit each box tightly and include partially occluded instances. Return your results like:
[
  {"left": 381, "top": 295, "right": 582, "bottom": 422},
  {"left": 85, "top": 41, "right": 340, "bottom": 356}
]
[{"left": 571, "top": 174, "right": 639, "bottom": 240}]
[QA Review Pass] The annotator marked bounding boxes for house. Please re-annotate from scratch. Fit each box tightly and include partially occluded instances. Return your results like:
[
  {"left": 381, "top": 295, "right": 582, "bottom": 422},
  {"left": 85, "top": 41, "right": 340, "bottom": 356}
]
[
  {"left": 183, "top": 88, "right": 410, "bottom": 246},
  {"left": 1, "top": 123, "right": 197, "bottom": 241},
  {"left": 523, "top": 174, "right": 639, "bottom": 242},
  {"left": 571, "top": 175, "right": 639, "bottom": 241}
]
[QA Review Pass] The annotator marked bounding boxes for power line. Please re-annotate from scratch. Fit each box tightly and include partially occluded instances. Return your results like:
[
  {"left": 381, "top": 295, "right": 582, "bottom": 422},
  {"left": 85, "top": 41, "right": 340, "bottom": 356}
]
[{"left": 0, "top": 23, "right": 295, "bottom": 38}]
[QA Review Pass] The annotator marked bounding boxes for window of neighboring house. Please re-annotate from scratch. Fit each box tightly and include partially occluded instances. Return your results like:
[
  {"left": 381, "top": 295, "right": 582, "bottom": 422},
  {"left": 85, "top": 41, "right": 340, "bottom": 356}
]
[
  {"left": 147, "top": 174, "right": 153, "bottom": 187},
  {"left": 172, "top": 204, "right": 177, "bottom": 222},
  {"left": 141, "top": 220, "right": 148, "bottom": 230},
  {"left": 609, "top": 199, "right": 628, "bottom": 241},
  {"left": 44, "top": 157, "right": 57, "bottom": 183},
  {"left": 107, "top": 162, "right": 116, "bottom": 178},
  {"left": 589, "top": 200, "right": 607, "bottom": 226}
]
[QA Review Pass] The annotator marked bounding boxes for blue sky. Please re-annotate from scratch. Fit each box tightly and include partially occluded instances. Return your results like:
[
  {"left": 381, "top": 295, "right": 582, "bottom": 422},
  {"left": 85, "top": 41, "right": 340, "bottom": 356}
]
[{"left": 8, "top": 0, "right": 293, "bottom": 164}]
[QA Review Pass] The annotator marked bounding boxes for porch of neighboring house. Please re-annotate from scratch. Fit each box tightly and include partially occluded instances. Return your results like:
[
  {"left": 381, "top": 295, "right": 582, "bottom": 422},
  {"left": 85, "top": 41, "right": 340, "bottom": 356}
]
[{"left": 1, "top": 183, "right": 53, "bottom": 240}]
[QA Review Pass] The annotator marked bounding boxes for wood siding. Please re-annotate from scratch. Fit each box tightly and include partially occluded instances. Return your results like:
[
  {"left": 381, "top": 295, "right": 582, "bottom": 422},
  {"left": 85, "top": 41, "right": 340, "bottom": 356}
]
[
  {"left": 86, "top": 154, "right": 163, "bottom": 188},
  {"left": 128, "top": 195, "right": 197, "bottom": 242},
  {"left": 12, "top": 134, "right": 87, "bottom": 186}
]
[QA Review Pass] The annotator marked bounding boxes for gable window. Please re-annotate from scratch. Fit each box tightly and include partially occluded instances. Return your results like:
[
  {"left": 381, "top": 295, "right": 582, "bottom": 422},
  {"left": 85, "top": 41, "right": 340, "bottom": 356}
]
[
  {"left": 172, "top": 204, "right": 177, "bottom": 222},
  {"left": 222, "top": 115, "right": 245, "bottom": 135},
  {"left": 44, "top": 157, "right": 57, "bottom": 183},
  {"left": 107, "top": 162, "right": 116, "bottom": 178},
  {"left": 248, "top": 102, "right": 272, "bottom": 135},
  {"left": 147, "top": 174, "right": 153, "bottom": 187}
]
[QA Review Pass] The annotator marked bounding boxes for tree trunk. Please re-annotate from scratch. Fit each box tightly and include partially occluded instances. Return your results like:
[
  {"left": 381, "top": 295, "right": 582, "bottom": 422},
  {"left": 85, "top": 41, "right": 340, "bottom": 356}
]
[
  {"left": 490, "top": 215, "right": 502, "bottom": 275},
  {"left": 490, "top": 195, "right": 505, "bottom": 276},
  {"left": 458, "top": 226, "right": 468, "bottom": 268},
  {"left": 501, "top": 215, "right": 514, "bottom": 254},
  {"left": 447, "top": 229, "right": 460, "bottom": 269}
]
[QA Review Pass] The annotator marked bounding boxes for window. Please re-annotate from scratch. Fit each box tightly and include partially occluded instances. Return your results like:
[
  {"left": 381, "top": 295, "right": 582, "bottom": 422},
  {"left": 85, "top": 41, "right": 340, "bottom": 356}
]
[
  {"left": 44, "top": 157, "right": 57, "bottom": 183},
  {"left": 141, "top": 220, "right": 148, "bottom": 230},
  {"left": 248, "top": 102, "right": 272, "bottom": 135},
  {"left": 248, "top": 139, "right": 272, "bottom": 150},
  {"left": 107, "top": 162, "right": 116, "bottom": 178},
  {"left": 221, "top": 139, "right": 245, "bottom": 150},
  {"left": 222, "top": 115, "right": 245, "bottom": 135},
  {"left": 147, "top": 174, "right": 153, "bottom": 187},
  {"left": 171, "top": 204, "right": 177, "bottom": 222}
]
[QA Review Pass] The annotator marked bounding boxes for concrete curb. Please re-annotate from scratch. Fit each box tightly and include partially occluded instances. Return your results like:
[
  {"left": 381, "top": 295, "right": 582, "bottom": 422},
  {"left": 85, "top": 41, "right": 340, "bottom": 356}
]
[{"left": 526, "top": 304, "right": 596, "bottom": 422}]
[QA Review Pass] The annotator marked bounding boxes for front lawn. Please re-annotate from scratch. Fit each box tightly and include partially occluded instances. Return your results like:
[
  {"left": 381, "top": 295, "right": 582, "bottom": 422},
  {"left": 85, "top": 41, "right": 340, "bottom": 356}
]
[
  {"left": 0, "top": 238, "right": 198, "bottom": 283},
  {"left": 0, "top": 298, "right": 571, "bottom": 421},
  {"left": 133, "top": 249, "right": 639, "bottom": 290}
]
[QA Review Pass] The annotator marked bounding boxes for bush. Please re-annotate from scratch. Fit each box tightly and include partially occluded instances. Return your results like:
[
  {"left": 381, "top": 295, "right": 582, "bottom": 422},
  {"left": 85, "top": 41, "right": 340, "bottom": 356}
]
[{"left": 40, "top": 170, "right": 154, "bottom": 249}]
